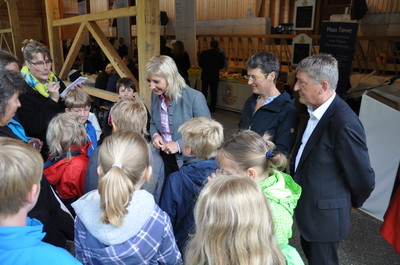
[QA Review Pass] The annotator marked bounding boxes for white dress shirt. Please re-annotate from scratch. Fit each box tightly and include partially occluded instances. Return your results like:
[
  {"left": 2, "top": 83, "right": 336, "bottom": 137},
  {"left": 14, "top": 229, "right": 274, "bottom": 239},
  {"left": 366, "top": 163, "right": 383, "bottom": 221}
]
[{"left": 295, "top": 93, "right": 336, "bottom": 171}]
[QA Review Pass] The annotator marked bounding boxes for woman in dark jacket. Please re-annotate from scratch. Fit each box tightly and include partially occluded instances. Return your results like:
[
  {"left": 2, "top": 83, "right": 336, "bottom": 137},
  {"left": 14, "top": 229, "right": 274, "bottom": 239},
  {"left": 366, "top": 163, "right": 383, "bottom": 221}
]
[
  {"left": 239, "top": 51, "right": 298, "bottom": 154},
  {"left": 18, "top": 39, "right": 83, "bottom": 157}
]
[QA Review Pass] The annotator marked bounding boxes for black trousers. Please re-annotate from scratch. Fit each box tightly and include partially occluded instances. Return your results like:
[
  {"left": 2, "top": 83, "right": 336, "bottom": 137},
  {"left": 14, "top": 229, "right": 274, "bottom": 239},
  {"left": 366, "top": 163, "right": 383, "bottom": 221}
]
[
  {"left": 301, "top": 236, "right": 340, "bottom": 265},
  {"left": 159, "top": 150, "right": 179, "bottom": 178},
  {"left": 202, "top": 77, "right": 219, "bottom": 112}
]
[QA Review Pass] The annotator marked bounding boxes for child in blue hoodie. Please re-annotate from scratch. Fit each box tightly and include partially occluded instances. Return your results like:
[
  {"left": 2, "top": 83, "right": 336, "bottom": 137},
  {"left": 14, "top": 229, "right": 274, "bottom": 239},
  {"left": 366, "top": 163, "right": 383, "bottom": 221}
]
[
  {"left": 160, "top": 117, "right": 224, "bottom": 253},
  {"left": 64, "top": 88, "right": 98, "bottom": 157},
  {"left": 0, "top": 138, "right": 80, "bottom": 265}
]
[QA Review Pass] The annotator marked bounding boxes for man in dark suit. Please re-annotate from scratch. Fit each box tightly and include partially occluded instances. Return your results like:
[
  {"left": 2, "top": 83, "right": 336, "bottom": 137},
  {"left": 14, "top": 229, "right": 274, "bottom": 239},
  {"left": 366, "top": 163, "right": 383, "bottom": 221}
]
[
  {"left": 291, "top": 54, "right": 375, "bottom": 265},
  {"left": 199, "top": 40, "right": 226, "bottom": 112}
]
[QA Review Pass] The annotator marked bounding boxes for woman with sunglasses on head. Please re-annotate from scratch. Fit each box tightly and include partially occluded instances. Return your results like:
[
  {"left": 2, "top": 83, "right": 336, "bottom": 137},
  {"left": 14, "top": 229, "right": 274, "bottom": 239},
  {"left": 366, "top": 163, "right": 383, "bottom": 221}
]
[
  {"left": 18, "top": 39, "right": 81, "bottom": 157},
  {"left": 239, "top": 51, "right": 298, "bottom": 155}
]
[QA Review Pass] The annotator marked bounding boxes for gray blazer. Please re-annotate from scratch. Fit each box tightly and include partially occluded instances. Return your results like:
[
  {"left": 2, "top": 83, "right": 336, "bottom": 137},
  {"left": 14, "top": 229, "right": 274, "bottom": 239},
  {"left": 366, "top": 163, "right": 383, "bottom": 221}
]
[{"left": 150, "top": 86, "right": 211, "bottom": 166}]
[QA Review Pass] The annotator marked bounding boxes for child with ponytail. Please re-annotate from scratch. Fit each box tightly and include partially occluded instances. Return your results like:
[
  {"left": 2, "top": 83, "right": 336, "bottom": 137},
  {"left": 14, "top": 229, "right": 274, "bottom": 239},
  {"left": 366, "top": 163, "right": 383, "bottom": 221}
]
[
  {"left": 72, "top": 131, "right": 182, "bottom": 264},
  {"left": 216, "top": 130, "right": 304, "bottom": 265}
]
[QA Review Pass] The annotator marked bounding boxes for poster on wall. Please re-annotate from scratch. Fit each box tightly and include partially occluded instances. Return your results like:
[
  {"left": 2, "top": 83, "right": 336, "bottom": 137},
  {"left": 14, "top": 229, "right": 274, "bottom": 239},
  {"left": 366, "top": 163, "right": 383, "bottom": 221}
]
[
  {"left": 293, "top": 0, "right": 315, "bottom": 30},
  {"left": 291, "top": 34, "right": 312, "bottom": 66},
  {"left": 320, "top": 21, "right": 358, "bottom": 97}
]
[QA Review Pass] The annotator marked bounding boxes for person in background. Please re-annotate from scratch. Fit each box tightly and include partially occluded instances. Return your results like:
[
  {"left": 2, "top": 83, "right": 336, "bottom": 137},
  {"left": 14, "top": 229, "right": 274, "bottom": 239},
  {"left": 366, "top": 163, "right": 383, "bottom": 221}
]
[
  {"left": 64, "top": 88, "right": 98, "bottom": 157},
  {"left": 171, "top": 41, "right": 191, "bottom": 85},
  {"left": 73, "top": 131, "right": 181, "bottom": 264},
  {"left": 160, "top": 117, "right": 224, "bottom": 254},
  {"left": 118, "top": 37, "right": 128, "bottom": 58},
  {"left": 122, "top": 55, "right": 139, "bottom": 80},
  {"left": 95, "top": 63, "right": 115, "bottom": 91},
  {"left": 160, "top": 36, "right": 172, "bottom": 57},
  {"left": 185, "top": 175, "right": 286, "bottom": 265},
  {"left": 291, "top": 53, "right": 375, "bottom": 265},
  {"left": 0, "top": 138, "right": 80, "bottom": 265},
  {"left": 217, "top": 130, "right": 304, "bottom": 265},
  {"left": 18, "top": 39, "right": 83, "bottom": 157},
  {"left": 239, "top": 51, "right": 298, "bottom": 154},
  {"left": 199, "top": 40, "right": 226, "bottom": 112},
  {"left": 145, "top": 55, "right": 210, "bottom": 177},
  {"left": 44, "top": 112, "right": 89, "bottom": 215}
]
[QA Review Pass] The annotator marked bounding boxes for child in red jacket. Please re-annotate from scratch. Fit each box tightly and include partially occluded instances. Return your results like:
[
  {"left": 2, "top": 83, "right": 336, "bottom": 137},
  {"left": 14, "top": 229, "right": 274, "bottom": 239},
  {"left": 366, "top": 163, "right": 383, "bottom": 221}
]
[{"left": 44, "top": 112, "right": 89, "bottom": 215}]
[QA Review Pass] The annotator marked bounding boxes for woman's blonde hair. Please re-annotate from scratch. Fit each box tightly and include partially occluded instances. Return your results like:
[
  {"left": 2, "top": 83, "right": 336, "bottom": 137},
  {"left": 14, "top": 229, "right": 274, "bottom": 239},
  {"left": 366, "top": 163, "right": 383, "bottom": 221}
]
[
  {"left": 98, "top": 131, "right": 150, "bottom": 227},
  {"left": 22, "top": 39, "right": 51, "bottom": 62},
  {"left": 111, "top": 98, "right": 148, "bottom": 135},
  {"left": 46, "top": 112, "right": 87, "bottom": 159},
  {"left": 178, "top": 117, "right": 224, "bottom": 160},
  {"left": 144, "top": 55, "right": 186, "bottom": 101},
  {"left": 217, "top": 130, "right": 287, "bottom": 176},
  {"left": 185, "top": 175, "right": 285, "bottom": 265},
  {"left": 0, "top": 138, "right": 43, "bottom": 217}
]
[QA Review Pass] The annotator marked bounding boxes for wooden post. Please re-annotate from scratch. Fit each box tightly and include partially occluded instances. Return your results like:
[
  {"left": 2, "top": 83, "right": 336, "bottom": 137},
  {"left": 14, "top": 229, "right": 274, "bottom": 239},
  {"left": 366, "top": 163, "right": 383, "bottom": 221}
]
[
  {"left": 5, "top": 0, "right": 23, "bottom": 61},
  {"left": 136, "top": 0, "right": 160, "bottom": 107},
  {"left": 44, "top": 0, "right": 63, "bottom": 75}
]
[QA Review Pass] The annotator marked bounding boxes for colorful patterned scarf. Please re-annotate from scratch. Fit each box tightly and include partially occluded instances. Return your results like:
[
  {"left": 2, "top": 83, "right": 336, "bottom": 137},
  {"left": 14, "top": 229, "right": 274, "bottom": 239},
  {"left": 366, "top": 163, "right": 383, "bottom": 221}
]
[{"left": 21, "top": 66, "right": 58, "bottom": 98}]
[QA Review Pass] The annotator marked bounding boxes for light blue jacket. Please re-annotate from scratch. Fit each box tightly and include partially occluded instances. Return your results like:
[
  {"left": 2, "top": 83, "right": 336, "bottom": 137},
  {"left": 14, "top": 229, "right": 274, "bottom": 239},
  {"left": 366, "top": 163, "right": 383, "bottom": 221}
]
[{"left": 0, "top": 217, "right": 81, "bottom": 265}]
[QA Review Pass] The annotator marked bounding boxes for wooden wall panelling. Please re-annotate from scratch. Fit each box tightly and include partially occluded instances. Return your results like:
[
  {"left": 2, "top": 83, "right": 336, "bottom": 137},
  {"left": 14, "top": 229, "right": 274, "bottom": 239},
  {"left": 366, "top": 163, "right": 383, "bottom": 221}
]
[
  {"left": 4, "top": 0, "right": 22, "bottom": 60},
  {"left": 89, "top": 0, "right": 109, "bottom": 32},
  {"left": 366, "top": 0, "right": 400, "bottom": 13}
]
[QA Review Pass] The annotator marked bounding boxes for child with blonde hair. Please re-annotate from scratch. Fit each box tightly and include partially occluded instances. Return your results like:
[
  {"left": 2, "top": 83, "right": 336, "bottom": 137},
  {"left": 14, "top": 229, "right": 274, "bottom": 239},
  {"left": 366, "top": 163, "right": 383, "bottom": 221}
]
[
  {"left": 160, "top": 117, "right": 224, "bottom": 253},
  {"left": 64, "top": 88, "right": 99, "bottom": 157},
  {"left": 216, "top": 130, "right": 304, "bottom": 264},
  {"left": 44, "top": 112, "right": 89, "bottom": 214},
  {"left": 73, "top": 131, "right": 181, "bottom": 264},
  {"left": 0, "top": 138, "right": 80, "bottom": 265},
  {"left": 84, "top": 99, "right": 165, "bottom": 204},
  {"left": 185, "top": 175, "right": 286, "bottom": 265}
]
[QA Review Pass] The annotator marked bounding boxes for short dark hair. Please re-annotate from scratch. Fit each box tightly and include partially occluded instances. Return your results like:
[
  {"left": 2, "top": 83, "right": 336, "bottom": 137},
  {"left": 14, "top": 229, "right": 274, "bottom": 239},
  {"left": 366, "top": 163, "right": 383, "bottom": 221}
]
[
  {"left": 246, "top": 52, "right": 280, "bottom": 82},
  {"left": 210, "top": 40, "right": 219, "bottom": 49},
  {"left": 0, "top": 50, "right": 19, "bottom": 69},
  {"left": 0, "top": 69, "right": 25, "bottom": 119},
  {"left": 116, "top": 77, "right": 136, "bottom": 93}
]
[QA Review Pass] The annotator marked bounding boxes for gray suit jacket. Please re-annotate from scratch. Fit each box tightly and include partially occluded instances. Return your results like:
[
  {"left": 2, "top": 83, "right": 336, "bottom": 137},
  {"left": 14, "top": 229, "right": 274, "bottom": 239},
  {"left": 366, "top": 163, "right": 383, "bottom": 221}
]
[
  {"left": 290, "top": 95, "right": 375, "bottom": 242},
  {"left": 150, "top": 87, "right": 211, "bottom": 166}
]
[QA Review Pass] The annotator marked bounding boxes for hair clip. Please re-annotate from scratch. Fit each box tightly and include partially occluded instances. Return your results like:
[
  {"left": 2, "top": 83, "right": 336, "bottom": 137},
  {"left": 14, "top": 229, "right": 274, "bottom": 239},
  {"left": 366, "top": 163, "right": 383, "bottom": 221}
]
[
  {"left": 266, "top": 150, "right": 274, "bottom": 159},
  {"left": 112, "top": 161, "right": 123, "bottom": 169}
]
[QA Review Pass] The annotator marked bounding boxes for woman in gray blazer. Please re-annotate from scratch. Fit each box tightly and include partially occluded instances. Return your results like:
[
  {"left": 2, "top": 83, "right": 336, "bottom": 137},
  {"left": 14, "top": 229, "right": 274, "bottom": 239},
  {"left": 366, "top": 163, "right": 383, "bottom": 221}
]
[{"left": 145, "top": 55, "right": 211, "bottom": 177}]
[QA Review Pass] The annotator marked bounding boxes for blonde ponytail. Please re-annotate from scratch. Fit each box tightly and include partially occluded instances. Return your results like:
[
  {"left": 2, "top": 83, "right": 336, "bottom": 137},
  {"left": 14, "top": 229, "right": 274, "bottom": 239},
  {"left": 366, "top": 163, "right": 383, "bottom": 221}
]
[
  {"left": 98, "top": 166, "right": 134, "bottom": 226},
  {"left": 97, "top": 131, "right": 150, "bottom": 227}
]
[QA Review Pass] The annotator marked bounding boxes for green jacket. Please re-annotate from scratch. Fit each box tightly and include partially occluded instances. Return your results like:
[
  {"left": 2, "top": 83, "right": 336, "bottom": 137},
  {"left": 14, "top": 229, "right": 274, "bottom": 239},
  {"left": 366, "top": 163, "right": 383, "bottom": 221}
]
[{"left": 258, "top": 170, "right": 302, "bottom": 245}]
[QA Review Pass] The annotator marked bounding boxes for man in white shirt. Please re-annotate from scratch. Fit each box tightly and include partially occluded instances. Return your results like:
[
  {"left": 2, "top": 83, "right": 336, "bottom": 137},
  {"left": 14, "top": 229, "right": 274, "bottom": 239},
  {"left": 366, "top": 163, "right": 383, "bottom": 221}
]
[{"left": 290, "top": 53, "right": 375, "bottom": 265}]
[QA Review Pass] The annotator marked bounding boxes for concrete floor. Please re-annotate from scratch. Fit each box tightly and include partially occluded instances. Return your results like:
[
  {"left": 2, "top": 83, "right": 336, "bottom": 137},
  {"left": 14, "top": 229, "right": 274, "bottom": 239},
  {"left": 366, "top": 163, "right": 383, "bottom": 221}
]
[{"left": 212, "top": 108, "right": 400, "bottom": 265}]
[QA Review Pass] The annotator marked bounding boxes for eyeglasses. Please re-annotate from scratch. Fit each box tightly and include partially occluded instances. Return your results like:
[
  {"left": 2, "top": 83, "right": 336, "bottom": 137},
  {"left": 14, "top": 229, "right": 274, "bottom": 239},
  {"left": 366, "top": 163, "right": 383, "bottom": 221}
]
[
  {"left": 28, "top": 59, "right": 53, "bottom": 67},
  {"left": 244, "top": 72, "right": 269, "bottom": 81}
]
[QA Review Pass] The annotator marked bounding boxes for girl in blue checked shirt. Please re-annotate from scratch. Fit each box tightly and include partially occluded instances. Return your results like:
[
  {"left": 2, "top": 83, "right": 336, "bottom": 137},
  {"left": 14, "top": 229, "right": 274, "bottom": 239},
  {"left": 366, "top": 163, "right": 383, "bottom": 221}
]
[{"left": 72, "top": 131, "right": 182, "bottom": 264}]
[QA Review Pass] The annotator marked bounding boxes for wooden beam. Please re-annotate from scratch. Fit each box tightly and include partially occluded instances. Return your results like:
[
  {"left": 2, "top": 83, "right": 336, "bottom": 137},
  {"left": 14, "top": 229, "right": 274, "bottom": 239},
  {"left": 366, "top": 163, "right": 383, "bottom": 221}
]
[
  {"left": 5, "top": 0, "right": 23, "bottom": 61},
  {"left": 53, "top": 6, "right": 138, "bottom": 27},
  {"left": 136, "top": 0, "right": 160, "bottom": 106},
  {"left": 0, "top": 28, "right": 12, "bottom": 34},
  {"left": 58, "top": 23, "right": 88, "bottom": 80},
  {"left": 64, "top": 82, "right": 119, "bottom": 102},
  {"left": 45, "top": 0, "right": 63, "bottom": 75},
  {"left": 85, "top": 21, "right": 136, "bottom": 84}
]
